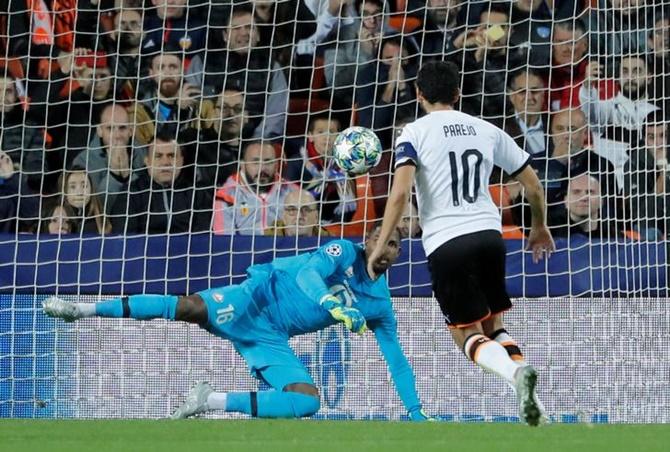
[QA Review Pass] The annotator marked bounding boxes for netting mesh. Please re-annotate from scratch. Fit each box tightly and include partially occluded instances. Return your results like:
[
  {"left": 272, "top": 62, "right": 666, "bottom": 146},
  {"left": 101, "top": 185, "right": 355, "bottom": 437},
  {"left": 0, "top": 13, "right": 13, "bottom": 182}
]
[
  {"left": 1, "top": 0, "right": 670, "bottom": 421},
  {"left": 2, "top": 296, "right": 669, "bottom": 421}
]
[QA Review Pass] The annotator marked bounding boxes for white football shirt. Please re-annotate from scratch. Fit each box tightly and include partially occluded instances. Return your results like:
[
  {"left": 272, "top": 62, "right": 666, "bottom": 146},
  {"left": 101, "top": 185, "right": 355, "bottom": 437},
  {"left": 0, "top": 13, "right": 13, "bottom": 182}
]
[{"left": 395, "top": 110, "right": 530, "bottom": 255}]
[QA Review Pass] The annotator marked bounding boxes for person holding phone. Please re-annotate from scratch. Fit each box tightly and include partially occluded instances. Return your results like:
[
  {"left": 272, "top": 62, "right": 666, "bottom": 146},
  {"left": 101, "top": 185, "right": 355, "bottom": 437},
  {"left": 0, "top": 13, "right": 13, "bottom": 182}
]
[
  {"left": 448, "top": 2, "right": 516, "bottom": 126},
  {"left": 130, "top": 45, "right": 210, "bottom": 146}
]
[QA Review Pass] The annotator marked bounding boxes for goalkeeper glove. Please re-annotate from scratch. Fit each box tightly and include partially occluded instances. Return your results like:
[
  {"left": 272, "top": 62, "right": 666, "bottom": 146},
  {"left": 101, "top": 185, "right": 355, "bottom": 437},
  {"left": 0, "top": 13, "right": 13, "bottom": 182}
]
[
  {"left": 408, "top": 408, "right": 437, "bottom": 422},
  {"left": 320, "top": 294, "right": 368, "bottom": 334}
]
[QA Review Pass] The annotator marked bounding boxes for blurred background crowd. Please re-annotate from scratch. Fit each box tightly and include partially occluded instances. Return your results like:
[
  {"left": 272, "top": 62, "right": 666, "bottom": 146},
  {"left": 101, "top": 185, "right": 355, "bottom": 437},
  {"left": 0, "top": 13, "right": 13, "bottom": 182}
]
[{"left": 0, "top": 0, "right": 668, "bottom": 241}]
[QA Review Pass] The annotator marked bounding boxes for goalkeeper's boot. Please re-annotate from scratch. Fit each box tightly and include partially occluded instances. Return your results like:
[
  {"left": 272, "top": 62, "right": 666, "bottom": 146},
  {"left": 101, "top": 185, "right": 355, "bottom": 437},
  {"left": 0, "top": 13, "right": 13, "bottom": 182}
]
[
  {"left": 170, "top": 382, "right": 213, "bottom": 419},
  {"left": 42, "top": 296, "right": 83, "bottom": 322},
  {"left": 514, "top": 365, "right": 541, "bottom": 427}
]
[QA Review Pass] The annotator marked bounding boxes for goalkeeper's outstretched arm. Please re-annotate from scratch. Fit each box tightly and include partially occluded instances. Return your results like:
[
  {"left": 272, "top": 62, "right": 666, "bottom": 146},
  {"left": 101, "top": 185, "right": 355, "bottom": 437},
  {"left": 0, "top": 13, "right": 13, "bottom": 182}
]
[{"left": 370, "top": 314, "right": 432, "bottom": 421}]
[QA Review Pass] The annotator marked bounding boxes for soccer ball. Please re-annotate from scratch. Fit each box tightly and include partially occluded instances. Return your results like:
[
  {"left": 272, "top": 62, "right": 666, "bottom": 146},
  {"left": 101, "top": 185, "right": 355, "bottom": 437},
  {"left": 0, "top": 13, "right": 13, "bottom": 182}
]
[{"left": 333, "top": 126, "right": 383, "bottom": 176}]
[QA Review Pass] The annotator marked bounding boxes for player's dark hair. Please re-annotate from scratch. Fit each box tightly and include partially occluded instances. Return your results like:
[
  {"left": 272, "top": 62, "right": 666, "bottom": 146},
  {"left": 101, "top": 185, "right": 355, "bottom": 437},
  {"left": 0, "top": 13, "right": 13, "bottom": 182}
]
[{"left": 416, "top": 60, "right": 460, "bottom": 105}]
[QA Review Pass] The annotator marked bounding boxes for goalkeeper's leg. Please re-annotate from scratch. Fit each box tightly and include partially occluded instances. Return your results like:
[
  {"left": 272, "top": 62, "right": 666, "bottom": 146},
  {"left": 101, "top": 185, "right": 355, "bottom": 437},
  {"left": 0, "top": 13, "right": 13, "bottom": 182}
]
[
  {"left": 172, "top": 364, "right": 320, "bottom": 419},
  {"left": 42, "top": 293, "right": 208, "bottom": 324}
]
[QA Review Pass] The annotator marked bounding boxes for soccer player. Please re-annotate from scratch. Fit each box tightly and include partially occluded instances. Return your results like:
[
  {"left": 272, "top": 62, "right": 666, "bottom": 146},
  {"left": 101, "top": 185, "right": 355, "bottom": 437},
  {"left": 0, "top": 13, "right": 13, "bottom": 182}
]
[
  {"left": 368, "top": 61, "right": 556, "bottom": 426},
  {"left": 43, "top": 225, "right": 432, "bottom": 421}
]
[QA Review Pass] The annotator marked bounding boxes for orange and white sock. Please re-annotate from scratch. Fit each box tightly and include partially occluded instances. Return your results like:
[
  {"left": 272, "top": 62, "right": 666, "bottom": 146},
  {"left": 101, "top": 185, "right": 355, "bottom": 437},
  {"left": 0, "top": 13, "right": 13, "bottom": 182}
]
[
  {"left": 490, "top": 328, "right": 525, "bottom": 364},
  {"left": 463, "top": 333, "right": 519, "bottom": 384}
]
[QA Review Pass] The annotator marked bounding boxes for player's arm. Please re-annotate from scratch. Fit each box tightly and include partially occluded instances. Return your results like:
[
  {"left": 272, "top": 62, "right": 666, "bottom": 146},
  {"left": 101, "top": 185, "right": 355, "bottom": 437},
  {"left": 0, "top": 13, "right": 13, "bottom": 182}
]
[
  {"left": 295, "top": 241, "right": 367, "bottom": 333},
  {"left": 495, "top": 128, "right": 555, "bottom": 263},
  {"left": 367, "top": 162, "right": 415, "bottom": 279},
  {"left": 370, "top": 312, "right": 432, "bottom": 421},
  {"left": 513, "top": 165, "right": 555, "bottom": 263}
]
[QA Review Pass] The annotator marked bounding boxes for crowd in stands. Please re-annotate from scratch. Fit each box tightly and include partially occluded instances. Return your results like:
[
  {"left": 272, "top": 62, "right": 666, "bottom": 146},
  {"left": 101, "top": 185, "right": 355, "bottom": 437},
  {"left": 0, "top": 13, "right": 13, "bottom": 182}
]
[{"left": 0, "top": 0, "right": 668, "bottom": 241}]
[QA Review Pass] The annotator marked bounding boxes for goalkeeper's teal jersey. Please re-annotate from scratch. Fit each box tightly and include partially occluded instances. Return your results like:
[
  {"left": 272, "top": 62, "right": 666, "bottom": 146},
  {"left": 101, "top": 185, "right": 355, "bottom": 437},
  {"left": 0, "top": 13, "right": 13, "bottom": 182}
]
[
  {"left": 243, "top": 239, "right": 421, "bottom": 413},
  {"left": 249, "top": 240, "right": 394, "bottom": 337}
]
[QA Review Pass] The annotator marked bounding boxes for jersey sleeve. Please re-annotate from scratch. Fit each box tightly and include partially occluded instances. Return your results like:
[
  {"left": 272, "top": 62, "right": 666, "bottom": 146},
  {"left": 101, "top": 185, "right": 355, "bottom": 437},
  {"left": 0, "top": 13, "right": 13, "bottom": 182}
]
[
  {"left": 294, "top": 240, "right": 358, "bottom": 305},
  {"left": 369, "top": 306, "right": 422, "bottom": 414},
  {"left": 394, "top": 124, "right": 419, "bottom": 169},
  {"left": 493, "top": 128, "right": 531, "bottom": 177}
]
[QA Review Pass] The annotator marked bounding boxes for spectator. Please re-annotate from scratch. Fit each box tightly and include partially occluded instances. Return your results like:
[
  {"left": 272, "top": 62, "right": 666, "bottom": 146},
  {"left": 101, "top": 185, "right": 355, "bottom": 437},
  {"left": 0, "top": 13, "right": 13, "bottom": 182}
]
[
  {"left": 323, "top": 0, "right": 391, "bottom": 106},
  {"left": 580, "top": 54, "right": 658, "bottom": 144},
  {"left": 397, "top": 201, "right": 421, "bottom": 239},
  {"left": 107, "top": 8, "right": 144, "bottom": 100},
  {"left": 506, "top": 0, "right": 552, "bottom": 57},
  {"left": 531, "top": 108, "right": 618, "bottom": 214},
  {"left": 647, "top": 12, "right": 670, "bottom": 112},
  {"left": 187, "top": 86, "right": 249, "bottom": 187},
  {"left": 354, "top": 34, "right": 419, "bottom": 146},
  {"left": 213, "top": 141, "right": 297, "bottom": 235},
  {"left": 294, "top": 0, "right": 356, "bottom": 57},
  {"left": 550, "top": 173, "right": 620, "bottom": 239},
  {"left": 111, "top": 129, "right": 212, "bottom": 234},
  {"left": 542, "top": 18, "right": 590, "bottom": 111},
  {"left": 293, "top": 113, "right": 358, "bottom": 224},
  {"left": 185, "top": 3, "right": 288, "bottom": 139},
  {"left": 130, "top": 47, "right": 212, "bottom": 146},
  {"left": 73, "top": 103, "right": 146, "bottom": 214},
  {"left": 0, "top": 76, "right": 45, "bottom": 192},
  {"left": 58, "top": 167, "right": 112, "bottom": 235},
  {"left": 449, "top": 2, "right": 518, "bottom": 125},
  {"left": 0, "top": 150, "right": 39, "bottom": 233},
  {"left": 33, "top": 49, "right": 114, "bottom": 167},
  {"left": 265, "top": 188, "right": 330, "bottom": 237},
  {"left": 37, "top": 199, "right": 76, "bottom": 235},
  {"left": 585, "top": 0, "right": 649, "bottom": 58},
  {"left": 416, "top": 0, "right": 466, "bottom": 60},
  {"left": 622, "top": 110, "right": 669, "bottom": 235},
  {"left": 142, "top": 0, "right": 206, "bottom": 58},
  {"left": 505, "top": 67, "right": 549, "bottom": 156}
]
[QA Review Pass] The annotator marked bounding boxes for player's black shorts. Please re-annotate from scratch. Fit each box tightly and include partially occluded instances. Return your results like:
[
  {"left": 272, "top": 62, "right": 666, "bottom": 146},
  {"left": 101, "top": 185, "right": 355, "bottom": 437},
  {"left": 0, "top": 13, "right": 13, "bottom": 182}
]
[{"left": 427, "top": 229, "right": 512, "bottom": 328}]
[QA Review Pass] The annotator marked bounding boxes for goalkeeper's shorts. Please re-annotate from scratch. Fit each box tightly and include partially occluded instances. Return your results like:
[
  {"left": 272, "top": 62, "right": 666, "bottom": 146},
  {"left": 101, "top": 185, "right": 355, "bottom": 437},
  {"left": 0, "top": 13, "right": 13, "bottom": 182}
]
[{"left": 198, "top": 282, "right": 313, "bottom": 387}]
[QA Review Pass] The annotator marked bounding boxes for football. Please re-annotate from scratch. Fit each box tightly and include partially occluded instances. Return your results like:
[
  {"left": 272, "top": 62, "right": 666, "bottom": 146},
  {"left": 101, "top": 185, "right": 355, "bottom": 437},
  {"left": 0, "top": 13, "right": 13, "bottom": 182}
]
[{"left": 332, "top": 126, "right": 383, "bottom": 175}]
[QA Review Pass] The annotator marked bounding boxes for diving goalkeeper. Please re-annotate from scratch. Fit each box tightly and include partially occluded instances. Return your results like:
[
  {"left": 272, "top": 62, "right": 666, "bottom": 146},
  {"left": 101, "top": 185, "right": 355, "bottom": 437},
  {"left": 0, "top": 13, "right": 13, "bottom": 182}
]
[{"left": 43, "top": 224, "right": 432, "bottom": 421}]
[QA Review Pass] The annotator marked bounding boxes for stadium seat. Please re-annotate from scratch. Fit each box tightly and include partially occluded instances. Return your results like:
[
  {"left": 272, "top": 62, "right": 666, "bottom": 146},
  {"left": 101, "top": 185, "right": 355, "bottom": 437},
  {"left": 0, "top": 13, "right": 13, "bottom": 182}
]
[
  {"left": 388, "top": 14, "right": 422, "bottom": 33},
  {"left": 488, "top": 184, "right": 517, "bottom": 226},
  {"left": 324, "top": 174, "right": 378, "bottom": 237}
]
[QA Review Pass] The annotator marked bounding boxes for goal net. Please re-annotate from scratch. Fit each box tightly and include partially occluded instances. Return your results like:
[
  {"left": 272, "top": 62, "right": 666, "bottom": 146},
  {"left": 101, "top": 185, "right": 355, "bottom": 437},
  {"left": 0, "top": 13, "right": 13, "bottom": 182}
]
[{"left": 1, "top": 0, "right": 669, "bottom": 422}]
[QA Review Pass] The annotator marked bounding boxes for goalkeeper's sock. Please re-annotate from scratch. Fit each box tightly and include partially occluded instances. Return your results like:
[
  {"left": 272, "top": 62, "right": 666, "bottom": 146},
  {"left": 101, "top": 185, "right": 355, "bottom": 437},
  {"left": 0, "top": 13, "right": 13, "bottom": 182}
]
[
  {"left": 464, "top": 333, "right": 519, "bottom": 384},
  {"left": 224, "top": 391, "right": 320, "bottom": 418},
  {"left": 490, "top": 328, "right": 526, "bottom": 364},
  {"left": 94, "top": 295, "right": 179, "bottom": 320}
]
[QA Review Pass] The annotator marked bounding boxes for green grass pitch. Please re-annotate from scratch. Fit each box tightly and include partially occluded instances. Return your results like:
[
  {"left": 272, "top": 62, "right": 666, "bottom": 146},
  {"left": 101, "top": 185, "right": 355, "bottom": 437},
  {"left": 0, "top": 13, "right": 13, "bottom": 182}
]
[{"left": 1, "top": 420, "right": 668, "bottom": 452}]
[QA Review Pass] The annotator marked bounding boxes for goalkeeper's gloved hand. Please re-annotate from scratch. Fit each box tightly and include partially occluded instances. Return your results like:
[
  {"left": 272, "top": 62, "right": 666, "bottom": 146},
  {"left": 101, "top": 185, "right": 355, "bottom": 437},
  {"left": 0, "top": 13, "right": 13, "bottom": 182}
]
[
  {"left": 320, "top": 294, "right": 367, "bottom": 334},
  {"left": 408, "top": 408, "right": 437, "bottom": 422}
]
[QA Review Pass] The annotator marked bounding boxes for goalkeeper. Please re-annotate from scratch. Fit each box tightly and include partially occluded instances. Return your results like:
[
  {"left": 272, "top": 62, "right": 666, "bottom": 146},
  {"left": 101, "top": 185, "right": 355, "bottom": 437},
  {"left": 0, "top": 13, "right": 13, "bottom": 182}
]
[{"left": 43, "top": 224, "right": 432, "bottom": 421}]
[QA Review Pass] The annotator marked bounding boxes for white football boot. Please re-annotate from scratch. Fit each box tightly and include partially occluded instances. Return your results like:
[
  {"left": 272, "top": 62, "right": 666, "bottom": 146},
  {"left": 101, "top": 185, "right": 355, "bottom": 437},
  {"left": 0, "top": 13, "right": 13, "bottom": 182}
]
[
  {"left": 170, "top": 382, "right": 214, "bottom": 419},
  {"left": 42, "top": 296, "right": 83, "bottom": 322},
  {"left": 514, "top": 365, "right": 542, "bottom": 426}
]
